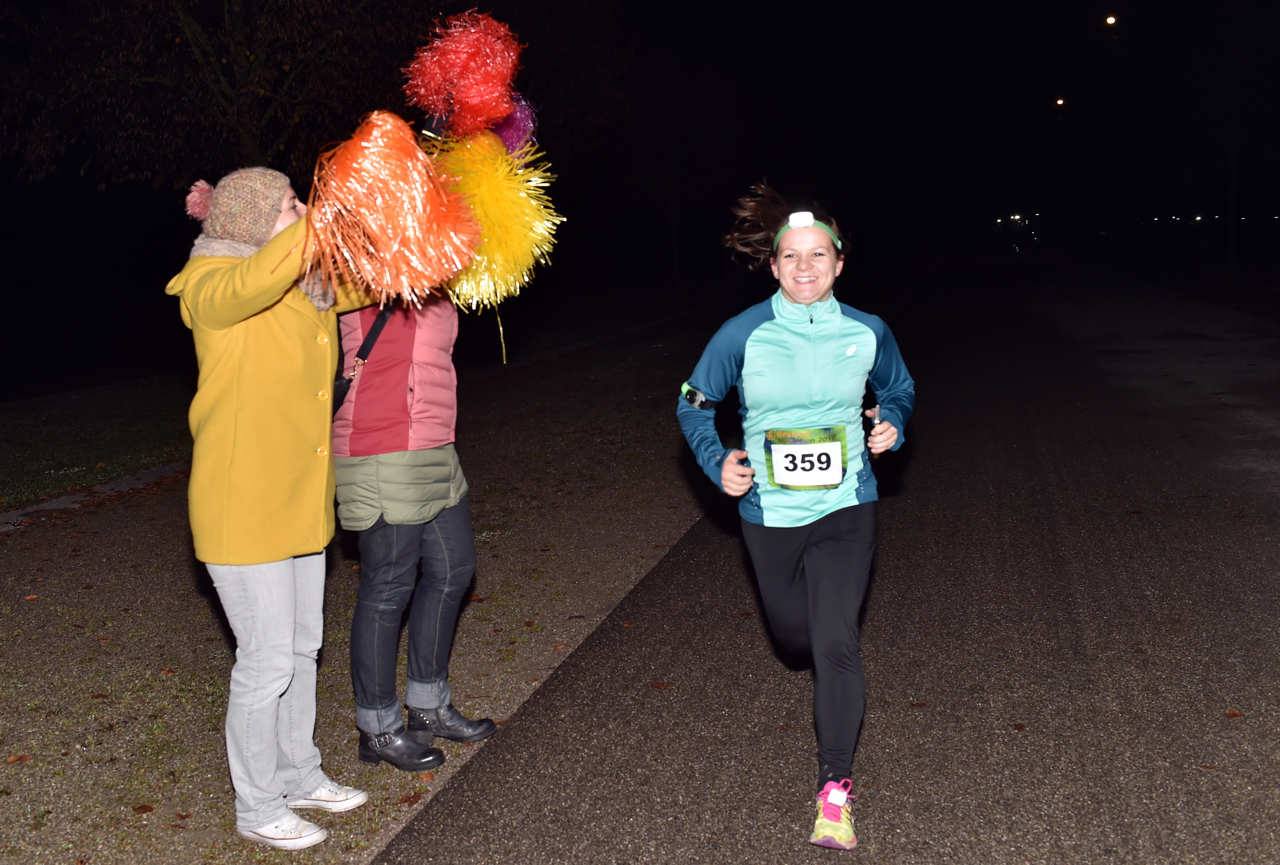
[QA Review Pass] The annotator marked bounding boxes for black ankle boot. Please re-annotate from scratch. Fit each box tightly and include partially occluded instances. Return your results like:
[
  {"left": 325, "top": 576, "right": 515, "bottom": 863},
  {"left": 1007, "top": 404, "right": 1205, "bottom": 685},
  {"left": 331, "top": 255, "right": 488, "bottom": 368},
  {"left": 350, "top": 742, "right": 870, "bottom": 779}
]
[
  {"left": 407, "top": 704, "right": 497, "bottom": 744},
  {"left": 358, "top": 727, "right": 445, "bottom": 771}
]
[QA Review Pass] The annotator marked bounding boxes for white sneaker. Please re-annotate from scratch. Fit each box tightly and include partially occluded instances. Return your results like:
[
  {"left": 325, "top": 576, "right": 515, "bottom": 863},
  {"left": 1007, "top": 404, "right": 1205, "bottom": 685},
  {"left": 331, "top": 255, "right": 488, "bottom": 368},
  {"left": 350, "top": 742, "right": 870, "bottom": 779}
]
[
  {"left": 288, "top": 779, "right": 370, "bottom": 813},
  {"left": 238, "top": 811, "right": 328, "bottom": 850}
]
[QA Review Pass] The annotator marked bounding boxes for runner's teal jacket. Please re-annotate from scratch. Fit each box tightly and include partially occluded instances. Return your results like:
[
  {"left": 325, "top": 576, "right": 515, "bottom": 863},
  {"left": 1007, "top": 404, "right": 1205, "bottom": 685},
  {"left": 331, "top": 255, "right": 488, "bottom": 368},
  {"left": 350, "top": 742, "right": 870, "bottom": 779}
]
[{"left": 678, "top": 291, "right": 914, "bottom": 527}]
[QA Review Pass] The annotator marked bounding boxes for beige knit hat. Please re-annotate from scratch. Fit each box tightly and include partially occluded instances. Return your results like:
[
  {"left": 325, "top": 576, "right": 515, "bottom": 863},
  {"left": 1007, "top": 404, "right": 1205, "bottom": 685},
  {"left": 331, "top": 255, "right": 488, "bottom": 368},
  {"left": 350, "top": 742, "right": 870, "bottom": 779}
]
[{"left": 187, "top": 167, "right": 292, "bottom": 249}]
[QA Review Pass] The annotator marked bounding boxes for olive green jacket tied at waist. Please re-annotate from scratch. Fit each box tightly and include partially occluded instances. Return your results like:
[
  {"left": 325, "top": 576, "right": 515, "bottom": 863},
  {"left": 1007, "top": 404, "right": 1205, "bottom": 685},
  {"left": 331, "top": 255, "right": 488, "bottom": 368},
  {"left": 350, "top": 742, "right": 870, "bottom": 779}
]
[{"left": 334, "top": 445, "right": 468, "bottom": 530}]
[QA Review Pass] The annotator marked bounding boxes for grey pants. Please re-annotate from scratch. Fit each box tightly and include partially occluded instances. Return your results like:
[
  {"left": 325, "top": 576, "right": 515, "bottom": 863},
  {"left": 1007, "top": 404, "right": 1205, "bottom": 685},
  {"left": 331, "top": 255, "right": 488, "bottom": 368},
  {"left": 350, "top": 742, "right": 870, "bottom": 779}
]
[{"left": 206, "top": 553, "right": 328, "bottom": 831}]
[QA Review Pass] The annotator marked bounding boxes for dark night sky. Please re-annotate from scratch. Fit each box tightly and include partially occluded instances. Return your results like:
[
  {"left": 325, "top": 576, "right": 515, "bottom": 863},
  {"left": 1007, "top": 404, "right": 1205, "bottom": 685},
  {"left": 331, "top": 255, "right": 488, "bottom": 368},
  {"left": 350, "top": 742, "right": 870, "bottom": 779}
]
[
  {"left": 2, "top": 0, "right": 1278, "bottom": 397},
  {"left": 609, "top": 0, "right": 1279, "bottom": 231}
]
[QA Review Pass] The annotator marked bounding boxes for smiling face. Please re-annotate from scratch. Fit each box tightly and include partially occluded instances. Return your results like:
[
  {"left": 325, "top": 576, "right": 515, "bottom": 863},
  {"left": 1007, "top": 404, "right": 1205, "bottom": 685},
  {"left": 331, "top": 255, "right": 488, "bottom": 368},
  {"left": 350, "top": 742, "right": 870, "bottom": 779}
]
[
  {"left": 269, "top": 187, "right": 307, "bottom": 239},
  {"left": 769, "top": 226, "right": 845, "bottom": 305}
]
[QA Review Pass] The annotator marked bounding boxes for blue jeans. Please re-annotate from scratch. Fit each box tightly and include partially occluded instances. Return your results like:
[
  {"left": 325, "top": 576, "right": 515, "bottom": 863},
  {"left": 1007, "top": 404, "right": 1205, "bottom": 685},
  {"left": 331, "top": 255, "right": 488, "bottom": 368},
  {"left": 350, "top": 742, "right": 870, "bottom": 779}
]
[
  {"left": 350, "top": 497, "right": 477, "bottom": 734},
  {"left": 206, "top": 553, "right": 328, "bottom": 831}
]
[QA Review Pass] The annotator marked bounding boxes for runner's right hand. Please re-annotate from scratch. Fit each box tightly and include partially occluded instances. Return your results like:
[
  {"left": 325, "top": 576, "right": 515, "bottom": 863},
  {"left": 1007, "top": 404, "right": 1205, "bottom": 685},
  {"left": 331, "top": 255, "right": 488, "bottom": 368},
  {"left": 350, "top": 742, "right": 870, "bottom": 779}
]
[{"left": 721, "top": 449, "right": 755, "bottom": 497}]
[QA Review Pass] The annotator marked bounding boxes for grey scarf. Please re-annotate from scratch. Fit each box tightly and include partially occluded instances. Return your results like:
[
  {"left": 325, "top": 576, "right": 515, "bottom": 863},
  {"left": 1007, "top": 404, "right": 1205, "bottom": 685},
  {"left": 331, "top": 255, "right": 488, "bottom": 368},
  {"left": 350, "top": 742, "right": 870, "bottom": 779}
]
[{"left": 189, "top": 233, "right": 334, "bottom": 312}]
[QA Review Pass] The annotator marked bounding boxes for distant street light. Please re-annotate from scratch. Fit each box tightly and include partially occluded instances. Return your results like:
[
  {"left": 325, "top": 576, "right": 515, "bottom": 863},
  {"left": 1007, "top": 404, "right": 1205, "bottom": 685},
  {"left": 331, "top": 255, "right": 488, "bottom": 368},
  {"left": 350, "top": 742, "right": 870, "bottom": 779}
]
[
  {"left": 1106, "top": 16, "right": 1116, "bottom": 24},
  {"left": 1056, "top": 99, "right": 1064, "bottom": 105}
]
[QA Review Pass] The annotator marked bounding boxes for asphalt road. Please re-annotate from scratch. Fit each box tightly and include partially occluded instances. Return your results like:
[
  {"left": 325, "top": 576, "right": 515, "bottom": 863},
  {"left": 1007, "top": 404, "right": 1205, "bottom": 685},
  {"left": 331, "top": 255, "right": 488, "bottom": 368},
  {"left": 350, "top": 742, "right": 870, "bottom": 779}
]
[{"left": 376, "top": 272, "right": 1280, "bottom": 863}]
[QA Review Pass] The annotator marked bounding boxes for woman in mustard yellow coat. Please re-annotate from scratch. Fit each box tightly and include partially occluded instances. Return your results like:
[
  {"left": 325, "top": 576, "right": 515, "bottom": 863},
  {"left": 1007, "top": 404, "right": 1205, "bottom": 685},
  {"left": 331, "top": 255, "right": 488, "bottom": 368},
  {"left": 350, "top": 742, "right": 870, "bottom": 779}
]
[{"left": 166, "top": 168, "right": 370, "bottom": 850}]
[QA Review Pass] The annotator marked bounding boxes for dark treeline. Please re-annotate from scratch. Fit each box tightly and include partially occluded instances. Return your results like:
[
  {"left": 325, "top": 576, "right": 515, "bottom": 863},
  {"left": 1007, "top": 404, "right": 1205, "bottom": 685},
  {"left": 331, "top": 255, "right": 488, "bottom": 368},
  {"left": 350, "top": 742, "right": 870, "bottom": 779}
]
[{"left": 1, "top": 0, "right": 1277, "bottom": 400}]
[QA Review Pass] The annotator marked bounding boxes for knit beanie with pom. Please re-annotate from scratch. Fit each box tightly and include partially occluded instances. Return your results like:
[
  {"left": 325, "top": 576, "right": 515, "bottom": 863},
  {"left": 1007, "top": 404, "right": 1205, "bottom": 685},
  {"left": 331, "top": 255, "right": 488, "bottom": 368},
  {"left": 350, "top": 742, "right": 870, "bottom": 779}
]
[{"left": 186, "top": 167, "right": 291, "bottom": 250}]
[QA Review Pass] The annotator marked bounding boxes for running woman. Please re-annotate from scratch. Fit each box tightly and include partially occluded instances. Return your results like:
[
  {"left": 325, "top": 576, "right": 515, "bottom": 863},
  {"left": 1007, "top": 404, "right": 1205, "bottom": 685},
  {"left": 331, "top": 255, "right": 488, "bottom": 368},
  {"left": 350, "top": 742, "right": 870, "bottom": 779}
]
[{"left": 677, "top": 183, "right": 914, "bottom": 850}]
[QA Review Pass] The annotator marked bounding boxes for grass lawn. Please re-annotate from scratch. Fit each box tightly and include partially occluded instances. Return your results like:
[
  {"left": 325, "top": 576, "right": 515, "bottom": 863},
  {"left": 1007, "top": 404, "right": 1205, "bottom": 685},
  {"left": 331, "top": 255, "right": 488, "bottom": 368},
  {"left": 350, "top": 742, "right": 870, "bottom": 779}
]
[{"left": 0, "top": 372, "right": 195, "bottom": 511}]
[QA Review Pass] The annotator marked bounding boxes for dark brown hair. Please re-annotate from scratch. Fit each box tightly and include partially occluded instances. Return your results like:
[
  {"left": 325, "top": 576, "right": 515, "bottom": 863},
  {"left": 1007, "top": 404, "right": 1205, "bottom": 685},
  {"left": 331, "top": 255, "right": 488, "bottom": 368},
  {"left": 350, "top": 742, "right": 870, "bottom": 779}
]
[{"left": 722, "top": 182, "right": 846, "bottom": 272}]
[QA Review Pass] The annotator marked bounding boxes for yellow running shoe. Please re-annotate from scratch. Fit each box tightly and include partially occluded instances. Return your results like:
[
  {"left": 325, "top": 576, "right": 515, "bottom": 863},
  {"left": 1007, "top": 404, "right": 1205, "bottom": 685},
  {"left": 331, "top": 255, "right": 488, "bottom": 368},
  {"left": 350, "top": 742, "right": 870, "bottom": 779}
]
[{"left": 810, "top": 779, "right": 857, "bottom": 850}]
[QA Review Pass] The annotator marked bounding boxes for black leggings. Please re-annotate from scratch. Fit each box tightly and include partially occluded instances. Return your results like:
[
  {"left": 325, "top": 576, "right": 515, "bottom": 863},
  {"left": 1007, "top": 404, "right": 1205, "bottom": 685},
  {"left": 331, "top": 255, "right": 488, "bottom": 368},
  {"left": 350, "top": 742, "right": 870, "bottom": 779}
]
[{"left": 741, "top": 502, "right": 876, "bottom": 785}]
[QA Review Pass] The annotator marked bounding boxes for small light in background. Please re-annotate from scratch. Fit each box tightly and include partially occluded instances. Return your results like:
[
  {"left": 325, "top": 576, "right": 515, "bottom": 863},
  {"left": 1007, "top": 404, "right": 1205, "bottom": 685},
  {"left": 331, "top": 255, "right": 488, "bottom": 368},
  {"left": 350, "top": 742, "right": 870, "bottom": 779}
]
[
  {"left": 1195, "top": 216, "right": 1202, "bottom": 221},
  {"left": 1106, "top": 16, "right": 1116, "bottom": 24},
  {"left": 1056, "top": 99, "right": 1065, "bottom": 105}
]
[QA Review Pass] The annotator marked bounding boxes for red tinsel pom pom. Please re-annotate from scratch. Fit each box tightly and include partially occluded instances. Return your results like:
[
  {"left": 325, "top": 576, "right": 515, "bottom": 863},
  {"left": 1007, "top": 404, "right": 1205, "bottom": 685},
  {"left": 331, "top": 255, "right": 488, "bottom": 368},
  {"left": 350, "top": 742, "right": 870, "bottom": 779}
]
[
  {"left": 403, "top": 12, "right": 521, "bottom": 138},
  {"left": 185, "top": 180, "right": 213, "bottom": 221}
]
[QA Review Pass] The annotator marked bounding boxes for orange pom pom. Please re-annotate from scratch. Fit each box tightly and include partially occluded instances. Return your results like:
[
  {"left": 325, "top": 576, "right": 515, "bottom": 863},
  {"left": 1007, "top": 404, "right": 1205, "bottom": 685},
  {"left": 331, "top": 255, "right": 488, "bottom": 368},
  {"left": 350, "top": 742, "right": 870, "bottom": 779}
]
[
  {"left": 306, "top": 111, "right": 480, "bottom": 304},
  {"left": 403, "top": 12, "right": 521, "bottom": 138}
]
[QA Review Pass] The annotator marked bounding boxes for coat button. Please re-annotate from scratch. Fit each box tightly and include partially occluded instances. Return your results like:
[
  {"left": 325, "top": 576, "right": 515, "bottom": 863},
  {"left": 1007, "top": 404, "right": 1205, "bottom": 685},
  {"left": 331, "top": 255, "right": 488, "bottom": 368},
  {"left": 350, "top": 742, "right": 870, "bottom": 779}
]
[
  {"left": 318, "top": 391, "right": 329, "bottom": 401},
  {"left": 316, "top": 447, "right": 329, "bottom": 457},
  {"left": 317, "top": 334, "right": 329, "bottom": 344}
]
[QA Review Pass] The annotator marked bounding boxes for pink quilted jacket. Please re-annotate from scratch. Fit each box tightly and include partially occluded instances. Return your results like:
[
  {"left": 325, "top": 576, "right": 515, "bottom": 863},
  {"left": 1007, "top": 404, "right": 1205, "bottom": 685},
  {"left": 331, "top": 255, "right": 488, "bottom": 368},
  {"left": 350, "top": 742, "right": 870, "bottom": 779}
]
[{"left": 331, "top": 296, "right": 458, "bottom": 458}]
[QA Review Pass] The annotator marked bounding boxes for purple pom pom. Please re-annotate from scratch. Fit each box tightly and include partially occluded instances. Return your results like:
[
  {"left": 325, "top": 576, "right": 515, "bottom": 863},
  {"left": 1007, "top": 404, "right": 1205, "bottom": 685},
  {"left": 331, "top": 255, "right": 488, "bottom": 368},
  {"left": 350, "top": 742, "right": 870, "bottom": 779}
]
[{"left": 492, "top": 94, "right": 537, "bottom": 154}]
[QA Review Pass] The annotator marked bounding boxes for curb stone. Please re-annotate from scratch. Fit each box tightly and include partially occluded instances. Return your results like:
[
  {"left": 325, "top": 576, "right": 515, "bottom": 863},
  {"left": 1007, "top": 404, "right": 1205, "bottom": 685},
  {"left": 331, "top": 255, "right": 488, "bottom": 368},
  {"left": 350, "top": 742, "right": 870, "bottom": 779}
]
[{"left": 0, "top": 460, "right": 191, "bottom": 531}]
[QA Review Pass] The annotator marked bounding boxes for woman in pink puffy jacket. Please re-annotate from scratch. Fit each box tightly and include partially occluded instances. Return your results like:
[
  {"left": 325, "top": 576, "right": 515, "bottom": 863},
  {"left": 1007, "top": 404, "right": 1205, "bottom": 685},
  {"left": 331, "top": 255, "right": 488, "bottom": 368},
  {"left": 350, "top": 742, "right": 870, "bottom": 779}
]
[{"left": 332, "top": 295, "right": 496, "bottom": 772}]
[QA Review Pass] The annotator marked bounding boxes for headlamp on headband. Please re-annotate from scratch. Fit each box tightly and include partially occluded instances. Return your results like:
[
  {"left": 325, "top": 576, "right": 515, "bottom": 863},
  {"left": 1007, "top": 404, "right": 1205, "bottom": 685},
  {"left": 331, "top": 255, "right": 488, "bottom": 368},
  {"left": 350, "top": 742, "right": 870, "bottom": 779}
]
[{"left": 772, "top": 211, "right": 843, "bottom": 252}]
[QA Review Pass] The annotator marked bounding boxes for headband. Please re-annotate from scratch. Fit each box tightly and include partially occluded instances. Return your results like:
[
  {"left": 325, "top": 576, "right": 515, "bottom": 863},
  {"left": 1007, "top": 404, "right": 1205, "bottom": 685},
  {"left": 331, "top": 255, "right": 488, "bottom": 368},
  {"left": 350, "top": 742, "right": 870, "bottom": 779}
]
[{"left": 772, "top": 211, "right": 843, "bottom": 251}]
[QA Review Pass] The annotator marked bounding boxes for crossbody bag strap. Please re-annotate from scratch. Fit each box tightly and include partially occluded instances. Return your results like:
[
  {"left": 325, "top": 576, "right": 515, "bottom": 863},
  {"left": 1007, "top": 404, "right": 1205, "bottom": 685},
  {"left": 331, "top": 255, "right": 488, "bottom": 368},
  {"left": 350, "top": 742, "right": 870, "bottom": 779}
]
[{"left": 350, "top": 303, "right": 397, "bottom": 380}]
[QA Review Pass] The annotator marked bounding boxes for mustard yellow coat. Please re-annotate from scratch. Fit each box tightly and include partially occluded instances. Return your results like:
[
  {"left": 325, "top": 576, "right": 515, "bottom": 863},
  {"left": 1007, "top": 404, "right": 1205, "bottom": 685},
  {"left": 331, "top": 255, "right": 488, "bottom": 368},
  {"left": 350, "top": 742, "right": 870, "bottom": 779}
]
[{"left": 166, "top": 219, "right": 370, "bottom": 565}]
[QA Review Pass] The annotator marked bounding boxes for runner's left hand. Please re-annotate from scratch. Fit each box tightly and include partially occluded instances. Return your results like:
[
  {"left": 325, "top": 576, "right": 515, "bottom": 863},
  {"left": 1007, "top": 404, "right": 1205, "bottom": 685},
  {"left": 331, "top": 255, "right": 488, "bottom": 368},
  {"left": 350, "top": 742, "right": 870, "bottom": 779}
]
[{"left": 864, "top": 409, "right": 898, "bottom": 454}]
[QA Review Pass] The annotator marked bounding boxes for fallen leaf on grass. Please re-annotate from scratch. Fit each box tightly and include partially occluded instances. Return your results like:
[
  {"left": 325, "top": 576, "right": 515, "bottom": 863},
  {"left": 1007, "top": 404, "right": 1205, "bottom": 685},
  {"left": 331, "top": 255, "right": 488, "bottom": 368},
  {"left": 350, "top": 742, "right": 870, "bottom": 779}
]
[
  {"left": 553, "top": 643, "right": 565, "bottom": 649},
  {"left": 1225, "top": 709, "right": 1243, "bottom": 718},
  {"left": 526, "top": 679, "right": 539, "bottom": 685},
  {"left": 97, "top": 638, "right": 109, "bottom": 643},
  {"left": 911, "top": 702, "right": 928, "bottom": 708},
  {"left": 23, "top": 595, "right": 37, "bottom": 601},
  {"left": 492, "top": 628, "right": 503, "bottom": 634},
  {"left": 82, "top": 585, "right": 93, "bottom": 590},
  {"left": 133, "top": 805, "right": 154, "bottom": 814},
  {"left": 1013, "top": 723, "right": 1027, "bottom": 731},
  {"left": 7, "top": 755, "right": 29, "bottom": 764},
  {"left": 524, "top": 621, "right": 535, "bottom": 627},
  {"left": 90, "top": 694, "right": 108, "bottom": 700},
  {"left": 568, "top": 615, "right": 583, "bottom": 620},
  {"left": 495, "top": 719, "right": 509, "bottom": 725},
  {"left": 161, "top": 669, "right": 175, "bottom": 676},
  {"left": 96, "top": 462, "right": 105, "bottom": 468},
  {"left": 775, "top": 724, "right": 792, "bottom": 731},
  {"left": 418, "top": 773, "right": 434, "bottom": 783},
  {"left": 470, "top": 595, "right": 485, "bottom": 603},
  {"left": 176, "top": 813, "right": 190, "bottom": 819},
  {"left": 740, "top": 611, "right": 755, "bottom": 617},
  {"left": 397, "top": 793, "right": 421, "bottom": 807},
  {"left": 167, "top": 823, "right": 186, "bottom": 830},
  {"left": 650, "top": 682, "right": 670, "bottom": 690},
  {"left": 1202, "top": 765, "right": 1216, "bottom": 771},
  {"left": 623, "top": 622, "right": 635, "bottom": 628}
]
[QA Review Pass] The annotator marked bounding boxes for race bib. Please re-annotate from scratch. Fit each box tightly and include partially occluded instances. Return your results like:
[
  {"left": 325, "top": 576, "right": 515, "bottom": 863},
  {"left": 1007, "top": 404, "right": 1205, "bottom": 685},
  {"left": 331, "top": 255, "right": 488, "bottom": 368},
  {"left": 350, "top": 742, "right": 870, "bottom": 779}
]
[{"left": 763, "top": 426, "right": 847, "bottom": 490}]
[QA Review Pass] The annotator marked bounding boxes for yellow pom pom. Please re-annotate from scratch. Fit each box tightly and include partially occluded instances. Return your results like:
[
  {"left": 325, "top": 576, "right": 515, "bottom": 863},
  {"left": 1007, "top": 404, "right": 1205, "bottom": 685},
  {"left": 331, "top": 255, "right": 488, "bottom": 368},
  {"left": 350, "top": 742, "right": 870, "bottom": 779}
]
[{"left": 435, "top": 131, "right": 564, "bottom": 309}]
